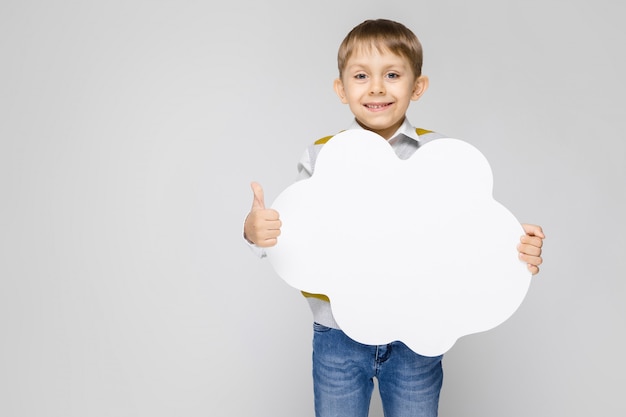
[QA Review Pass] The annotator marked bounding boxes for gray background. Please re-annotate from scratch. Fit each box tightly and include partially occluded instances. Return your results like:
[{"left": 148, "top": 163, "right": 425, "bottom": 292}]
[{"left": 1, "top": 0, "right": 624, "bottom": 416}]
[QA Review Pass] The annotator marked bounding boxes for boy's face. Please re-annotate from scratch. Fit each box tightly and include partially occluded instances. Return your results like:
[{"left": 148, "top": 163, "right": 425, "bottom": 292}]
[{"left": 334, "top": 47, "right": 428, "bottom": 140}]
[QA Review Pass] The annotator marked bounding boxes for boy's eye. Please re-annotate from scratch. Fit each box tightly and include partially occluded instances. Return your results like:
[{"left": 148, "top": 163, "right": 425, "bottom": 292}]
[
  {"left": 354, "top": 73, "right": 368, "bottom": 80},
  {"left": 386, "top": 72, "right": 400, "bottom": 79}
]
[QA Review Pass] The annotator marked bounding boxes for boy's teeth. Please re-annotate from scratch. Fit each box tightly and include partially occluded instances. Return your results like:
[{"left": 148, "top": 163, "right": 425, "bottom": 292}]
[{"left": 366, "top": 103, "right": 388, "bottom": 109}]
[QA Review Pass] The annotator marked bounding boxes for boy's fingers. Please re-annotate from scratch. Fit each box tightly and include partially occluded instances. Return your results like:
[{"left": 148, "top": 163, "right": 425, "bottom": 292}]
[
  {"left": 258, "top": 216, "right": 281, "bottom": 226},
  {"left": 521, "top": 223, "right": 545, "bottom": 239},
  {"left": 519, "top": 250, "right": 543, "bottom": 264},
  {"left": 520, "top": 235, "right": 543, "bottom": 249},
  {"left": 527, "top": 264, "right": 540, "bottom": 275},
  {"left": 518, "top": 242, "right": 542, "bottom": 257},
  {"left": 256, "top": 237, "right": 278, "bottom": 248},
  {"left": 250, "top": 182, "right": 265, "bottom": 210},
  {"left": 257, "top": 224, "right": 282, "bottom": 239}
]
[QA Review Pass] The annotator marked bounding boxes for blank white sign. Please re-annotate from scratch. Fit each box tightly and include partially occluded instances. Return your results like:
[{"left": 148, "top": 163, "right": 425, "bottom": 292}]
[{"left": 267, "top": 129, "right": 531, "bottom": 356}]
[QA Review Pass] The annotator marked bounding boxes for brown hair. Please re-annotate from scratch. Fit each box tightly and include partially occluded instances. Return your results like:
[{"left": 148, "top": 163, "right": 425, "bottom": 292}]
[{"left": 337, "top": 19, "right": 423, "bottom": 79}]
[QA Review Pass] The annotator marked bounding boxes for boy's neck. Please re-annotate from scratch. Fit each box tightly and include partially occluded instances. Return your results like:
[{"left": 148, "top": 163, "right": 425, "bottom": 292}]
[{"left": 354, "top": 117, "right": 406, "bottom": 140}]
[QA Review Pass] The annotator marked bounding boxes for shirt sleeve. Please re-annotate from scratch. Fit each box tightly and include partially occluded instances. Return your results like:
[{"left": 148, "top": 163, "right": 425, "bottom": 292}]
[
  {"left": 244, "top": 239, "right": 267, "bottom": 258},
  {"left": 242, "top": 216, "right": 268, "bottom": 258},
  {"left": 295, "top": 145, "right": 314, "bottom": 181}
]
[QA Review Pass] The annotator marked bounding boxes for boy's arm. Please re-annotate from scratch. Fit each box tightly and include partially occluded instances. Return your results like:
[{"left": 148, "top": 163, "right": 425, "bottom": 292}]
[
  {"left": 518, "top": 224, "right": 545, "bottom": 275},
  {"left": 243, "top": 148, "right": 313, "bottom": 257},
  {"left": 243, "top": 182, "right": 282, "bottom": 249}
]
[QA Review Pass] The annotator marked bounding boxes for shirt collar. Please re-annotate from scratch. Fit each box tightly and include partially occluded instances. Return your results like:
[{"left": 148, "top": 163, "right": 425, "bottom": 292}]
[{"left": 346, "top": 118, "right": 419, "bottom": 144}]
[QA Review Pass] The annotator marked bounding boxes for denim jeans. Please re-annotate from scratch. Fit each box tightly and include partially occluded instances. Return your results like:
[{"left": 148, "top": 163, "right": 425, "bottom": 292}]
[{"left": 312, "top": 323, "right": 443, "bottom": 417}]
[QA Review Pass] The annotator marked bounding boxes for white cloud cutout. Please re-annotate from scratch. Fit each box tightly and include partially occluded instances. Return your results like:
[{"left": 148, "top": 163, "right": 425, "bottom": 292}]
[{"left": 266, "top": 129, "right": 531, "bottom": 357}]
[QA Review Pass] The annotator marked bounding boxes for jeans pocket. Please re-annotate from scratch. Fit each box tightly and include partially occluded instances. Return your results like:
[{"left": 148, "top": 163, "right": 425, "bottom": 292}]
[{"left": 313, "top": 322, "right": 332, "bottom": 332}]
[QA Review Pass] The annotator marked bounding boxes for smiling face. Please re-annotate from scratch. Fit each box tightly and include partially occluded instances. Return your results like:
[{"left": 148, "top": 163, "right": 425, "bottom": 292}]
[{"left": 334, "top": 46, "right": 429, "bottom": 140}]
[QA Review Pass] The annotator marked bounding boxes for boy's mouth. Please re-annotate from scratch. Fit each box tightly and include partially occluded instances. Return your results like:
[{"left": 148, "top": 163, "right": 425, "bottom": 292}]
[{"left": 364, "top": 102, "right": 393, "bottom": 110}]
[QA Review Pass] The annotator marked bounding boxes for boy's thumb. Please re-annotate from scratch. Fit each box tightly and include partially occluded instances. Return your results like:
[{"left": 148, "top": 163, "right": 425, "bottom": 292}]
[{"left": 250, "top": 182, "right": 265, "bottom": 210}]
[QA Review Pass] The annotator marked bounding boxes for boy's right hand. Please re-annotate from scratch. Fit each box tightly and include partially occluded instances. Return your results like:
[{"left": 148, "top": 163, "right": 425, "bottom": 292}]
[{"left": 243, "top": 182, "right": 282, "bottom": 247}]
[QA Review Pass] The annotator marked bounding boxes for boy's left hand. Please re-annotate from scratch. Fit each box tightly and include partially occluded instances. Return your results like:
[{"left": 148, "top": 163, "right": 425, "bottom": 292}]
[{"left": 518, "top": 224, "right": 545, "bottom": 275}]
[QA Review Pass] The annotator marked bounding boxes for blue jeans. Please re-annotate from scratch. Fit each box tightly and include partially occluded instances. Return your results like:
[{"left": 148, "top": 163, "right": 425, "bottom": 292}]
[{"left": 312, "top": 323, "right": 443, "bottom": 417}]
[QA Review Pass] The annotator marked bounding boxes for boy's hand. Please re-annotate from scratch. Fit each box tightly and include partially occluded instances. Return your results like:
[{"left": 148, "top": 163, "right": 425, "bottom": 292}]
[
  {"left": 518, "top": 224, "right": 545, "bottom": 275},
  {"left": 243, "top": 182, "right": 282, "bottom": 247}
]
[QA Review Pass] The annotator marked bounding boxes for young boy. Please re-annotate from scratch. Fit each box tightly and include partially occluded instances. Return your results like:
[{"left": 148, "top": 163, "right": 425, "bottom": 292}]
[{"left": 243, "top": 19, "right": 544, "bottom": 417}]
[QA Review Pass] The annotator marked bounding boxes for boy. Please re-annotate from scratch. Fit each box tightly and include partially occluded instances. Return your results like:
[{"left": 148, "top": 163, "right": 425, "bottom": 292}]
[{"left": 243, "top": 19, "right": 544, "bottom": 417}]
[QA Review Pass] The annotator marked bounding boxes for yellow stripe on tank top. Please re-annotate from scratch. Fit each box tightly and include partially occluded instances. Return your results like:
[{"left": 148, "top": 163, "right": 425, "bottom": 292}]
[{"left": 301, "top": 291, "right": 330, "bottom": 302}]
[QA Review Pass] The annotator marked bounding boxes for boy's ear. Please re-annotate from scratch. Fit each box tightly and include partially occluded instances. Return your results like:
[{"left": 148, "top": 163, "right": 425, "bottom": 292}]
[
  {"left": 334, "top": 78, "right": 348, "bottom": 104},
  {"left": 411, "top": 75, "right": 429, "bottom": 101}
]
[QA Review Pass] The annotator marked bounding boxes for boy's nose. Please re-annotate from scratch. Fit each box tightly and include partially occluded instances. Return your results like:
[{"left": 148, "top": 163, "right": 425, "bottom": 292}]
[{"left": 369, "top": 78, "right": 385, "bottom": 95}]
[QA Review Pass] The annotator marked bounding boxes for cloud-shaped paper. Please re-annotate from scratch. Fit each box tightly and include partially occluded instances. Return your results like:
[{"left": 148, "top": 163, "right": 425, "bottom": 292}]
[{"left": 266, "top": 129, "right": 531, "bottom": 357}]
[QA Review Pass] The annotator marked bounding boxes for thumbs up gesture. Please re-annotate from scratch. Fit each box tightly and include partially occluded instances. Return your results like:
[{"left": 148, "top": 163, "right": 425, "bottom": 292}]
[{"left": 244, "top": 182, "right": 282, "bottom": 247}]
